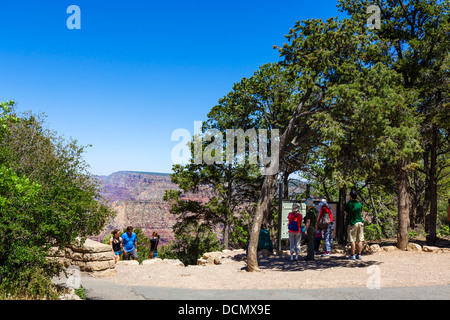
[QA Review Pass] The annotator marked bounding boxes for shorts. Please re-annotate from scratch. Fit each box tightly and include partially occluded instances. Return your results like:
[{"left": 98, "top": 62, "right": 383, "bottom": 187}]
[
  {"left": 348, "top": 222, "right": 364, "bottom": 242},
  {"left": 114, "top": 250, "right": 123, "bottom": 256},
  {"left": 123, "top": 248, "right": 138, "bottom": 259}
]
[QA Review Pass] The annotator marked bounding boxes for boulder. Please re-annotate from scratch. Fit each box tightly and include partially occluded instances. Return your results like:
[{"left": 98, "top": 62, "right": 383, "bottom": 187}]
[
  {"left": 163, "top": 259, "right": 185, "bottom": 267},
  {"left": 406, "top": 243, "right": 422, "bottom": 252},
  {"left": 369, "top": 244, "right": 382, "bottom": 252},
  {"left": 83, "top": 251, "right": 115, "bottom": 262},
  {"left": 49, "top": 239, "right": 116, "bottom": 278},
  {"left": 197, "top": 257, "right": 209, "bottom": 266},
  {"left": 84, "top": 260, "right": 115, "bottom": 272},
  {"left": 69, "top": 238, "right": 112, "bottom": 253},
  {"left": 142, "top": 258, "right": 163, "bottom": 265},
  {"left": 423, "top": 246, "right": 441, "bottom": 253},
  {"left": 116, "top": 260, "right": 139, "bottom": 266},
  {"left": 382, "top": 245, "right": 398, "bottom": 252}
]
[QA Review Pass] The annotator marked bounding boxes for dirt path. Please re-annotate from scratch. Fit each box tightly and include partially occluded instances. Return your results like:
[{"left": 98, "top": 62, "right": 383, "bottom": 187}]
[{"left": 96, "top": 249, "right": 450, "bottom": 291}]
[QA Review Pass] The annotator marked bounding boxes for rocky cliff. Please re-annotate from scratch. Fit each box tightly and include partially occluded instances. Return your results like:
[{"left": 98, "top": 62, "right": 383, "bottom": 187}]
[{"left": 90, "top": 171, "right": 212, "bottom": 245}]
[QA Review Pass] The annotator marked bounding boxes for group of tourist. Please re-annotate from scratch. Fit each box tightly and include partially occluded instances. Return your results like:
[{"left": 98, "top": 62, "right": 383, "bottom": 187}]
[
  {"left": 109, "top": 226, "right": 161, "bottom": 263},
  {"left": 288, "top": 190, "right": 364, "bottom": 261}
]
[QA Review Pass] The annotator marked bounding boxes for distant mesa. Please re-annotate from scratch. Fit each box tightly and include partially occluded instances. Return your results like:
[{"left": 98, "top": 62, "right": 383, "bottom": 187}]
[{"left": 90, "top": 171, "right": 212, "bottom": 245}]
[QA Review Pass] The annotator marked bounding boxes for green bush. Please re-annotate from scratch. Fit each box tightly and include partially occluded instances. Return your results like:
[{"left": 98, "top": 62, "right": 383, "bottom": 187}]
[
  {"left": 163, "top": 224, "right": 222, "bottom": 266},
  {"left": 364, "top": 223, "right": 383, "bottom": 240},
  {"left": 0, "top": 102, "right": 115, "bottom": 299},
  {"left": 438, "top": 224, "right": 450, "bottom": 237}
]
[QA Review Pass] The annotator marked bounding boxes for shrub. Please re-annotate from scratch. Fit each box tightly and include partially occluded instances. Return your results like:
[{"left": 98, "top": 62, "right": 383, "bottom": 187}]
[
  {"left": 0, "top": 102, "right": 115, "bottom": 299},
  {"left": 364, "top": 223, "right": 383, "bottom": 240}
]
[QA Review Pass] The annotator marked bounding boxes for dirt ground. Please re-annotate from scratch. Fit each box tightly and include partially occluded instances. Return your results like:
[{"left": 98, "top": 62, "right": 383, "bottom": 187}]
[{"left": 102, "top": 238, "right": 450, "bottom": 290}]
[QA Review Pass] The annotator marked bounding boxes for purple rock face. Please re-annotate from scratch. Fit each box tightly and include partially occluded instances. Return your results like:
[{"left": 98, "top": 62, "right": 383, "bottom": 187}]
[{"left": 90, "top": 171, "right": 213, "bottom": 245}]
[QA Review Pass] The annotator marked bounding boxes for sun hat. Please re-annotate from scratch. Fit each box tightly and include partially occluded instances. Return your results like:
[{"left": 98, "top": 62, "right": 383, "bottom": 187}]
[
  {"left": 292, "top": 203, "right": 300, "bottom": 210},
  {"left": 319, "top": 199, "right": 328, "bottom": 208},
  {"left": 305, "top": 198, "right": 314, "bottom": 207}
]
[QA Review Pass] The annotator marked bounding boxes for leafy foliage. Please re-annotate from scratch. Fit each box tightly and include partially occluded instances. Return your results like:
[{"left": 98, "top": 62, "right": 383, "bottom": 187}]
[{"left": 0, "top": 102, "right": 115, "bottom": 299}]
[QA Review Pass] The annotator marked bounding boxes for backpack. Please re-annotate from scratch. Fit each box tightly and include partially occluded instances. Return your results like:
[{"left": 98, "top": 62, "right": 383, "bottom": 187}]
[
  {"left": 317, "top": 206, "right": 331, "bottom": 229},
  {"left": 288, "top": 212, "right": 302, "bottom": 232}
]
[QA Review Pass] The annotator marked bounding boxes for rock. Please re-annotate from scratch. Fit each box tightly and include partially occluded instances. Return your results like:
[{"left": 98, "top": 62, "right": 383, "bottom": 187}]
[
  {"left": 83, "top": 251, "right": 115, "bottom": 262},
  {"left": 203, "top": 251, "right": 222, "bottom": 259},
  {"left": 222, "top": 249, "right": 232, "bottom": 254},
  {"left": 201, "top": 252, "right": 222, "bottom": 265},
  {"left": 69, "top": 238, "right": 111, "bottom": 253},
  {"left": 142, "top": 258, "right": 163, "bottom": 265},
  {"left": 84, "top": 260, "right": 115, "bottom": 272},
  {"left": 48, "top": 239, "right": 116, "bottom": 277},
  {"left": 59, "top": 293, "right": 82, "bottom": 300},
  {"left": 423, "top": 246, "right": 441, "bottom": 253},
  {"left": 49, "top": 247, "right": 65, "bottom": 257},
  {"left": 406, "top": 243, "right": 422, "bottom": 251},
  {"left": 197, "top": 258, "right": 208, "bottom": 266},
  {"left": 197, "top": 257, "right": 211, "bottom": 266},
  {"left": 370, "top": 244, "right": 382, "bottom": 252},
  {"left": 382, "top": 245, "right": 398, "bottom": 252},
  {"left": 163, "top": 259, "right": 184, "bottom": 267},
  {"left": 116, "top": 260, "right": 139, "bottom": 266},
  {"left": 71, "top": 252, "right": 84, "bottom": 261}
]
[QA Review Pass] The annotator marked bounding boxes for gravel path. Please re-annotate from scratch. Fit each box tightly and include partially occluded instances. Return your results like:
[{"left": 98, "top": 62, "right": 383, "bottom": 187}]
[{"left": 79, "top": 248, "right": 450, "bottom": 300}]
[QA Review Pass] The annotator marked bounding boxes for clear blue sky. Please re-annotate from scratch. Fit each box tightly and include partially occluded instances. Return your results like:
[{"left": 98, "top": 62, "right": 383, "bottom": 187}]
[{"left": 0, "top": 0, "right": 345, "bottom": 176}]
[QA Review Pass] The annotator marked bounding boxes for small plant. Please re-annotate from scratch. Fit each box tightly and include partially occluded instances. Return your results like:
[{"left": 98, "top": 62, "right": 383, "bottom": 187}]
[{"left": 74, "top": 286, "right": 86, "bottom": 300}]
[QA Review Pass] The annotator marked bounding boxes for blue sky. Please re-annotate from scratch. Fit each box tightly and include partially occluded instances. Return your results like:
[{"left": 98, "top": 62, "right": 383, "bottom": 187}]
[{"left": 0, "top": 0, "right": 345, "bottom": 176}]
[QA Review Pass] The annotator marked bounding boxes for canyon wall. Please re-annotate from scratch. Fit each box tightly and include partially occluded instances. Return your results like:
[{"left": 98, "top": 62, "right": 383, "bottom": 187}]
[{"left": 90, "top": 171, "right": 212, "bottom": 245}]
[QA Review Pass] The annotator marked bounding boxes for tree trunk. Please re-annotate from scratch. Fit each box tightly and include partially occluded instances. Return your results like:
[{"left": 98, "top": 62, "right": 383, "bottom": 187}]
[
  {"left": 247, "top": 173, "right": 277, "bottom": 272},
  {"left": 426, "top": 127, "right": 438, "bottom": 245},
  {"left": 336, "top": 185, "right": 347, "bottom": 244},
  {"left": 246, "top": 88, "right": 313, "bottom": 272},
  {"left": 396, "top": 159, "right": 410, "bottom": 250},
  {"left": 368, "top": 184, "right": 381, "bottom": 226},
  {"left": 283, "top": 172, "right": 289, "bottom": 200},
  {"left": 223, "top": 219, "right": 229, "bottom": 250}
]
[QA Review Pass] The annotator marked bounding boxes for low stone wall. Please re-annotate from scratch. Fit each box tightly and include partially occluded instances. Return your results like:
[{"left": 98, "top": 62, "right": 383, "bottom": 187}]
[{"left": 48, "top": 239, "right": 116, "bottom": 277}]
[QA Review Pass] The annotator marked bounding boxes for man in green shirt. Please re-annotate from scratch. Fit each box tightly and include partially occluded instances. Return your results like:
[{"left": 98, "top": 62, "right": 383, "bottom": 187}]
[{"left": 344, "top": 190, "right": 364, "bottom": 260}]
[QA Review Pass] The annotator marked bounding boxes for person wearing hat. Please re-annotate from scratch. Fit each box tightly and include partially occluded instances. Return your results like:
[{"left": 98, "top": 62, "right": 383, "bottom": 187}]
[
  {"left": 304, "top": 198, "right": 319, "bottom": 261},
  {"left": 317, "top": 199, "right": 334, "bottom": 257},
  {"left": 287, "top": 203, "right": 303, "bottom": 261}
]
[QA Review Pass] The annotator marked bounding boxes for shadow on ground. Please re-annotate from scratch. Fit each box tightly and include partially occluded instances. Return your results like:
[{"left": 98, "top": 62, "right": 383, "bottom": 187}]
[{"left": 236, "top": 254, "right": 381, "bottom": 272}]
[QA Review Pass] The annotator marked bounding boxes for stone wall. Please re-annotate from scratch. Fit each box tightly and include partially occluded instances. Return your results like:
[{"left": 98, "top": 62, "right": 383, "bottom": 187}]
[{"left": 48, "top": 239, "right": 116, "bottom": 277}]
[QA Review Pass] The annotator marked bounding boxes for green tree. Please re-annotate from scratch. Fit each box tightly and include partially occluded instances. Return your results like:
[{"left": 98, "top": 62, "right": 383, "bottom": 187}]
[
  {"left": 337, "top": 0, "right": 450, "bottom": 245},
  {"left": 0, "top": 103, "right": 115, "bottom": 298}
]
